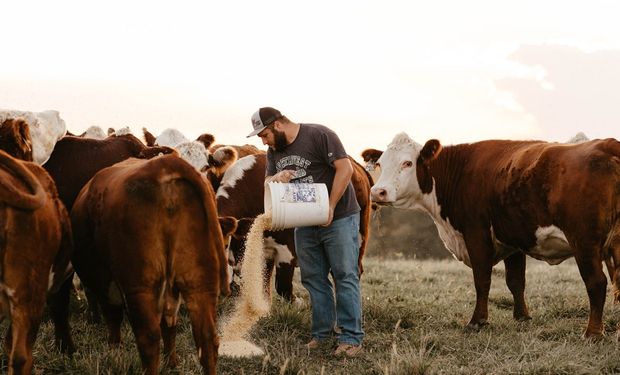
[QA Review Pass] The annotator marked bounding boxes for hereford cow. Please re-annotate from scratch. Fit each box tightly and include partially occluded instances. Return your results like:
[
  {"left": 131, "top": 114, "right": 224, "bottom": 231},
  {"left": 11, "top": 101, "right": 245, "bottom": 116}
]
[
  {"left": 370, "top": 132, "right": 620, "bottom": 337},
  {"left": 0, "top": 109, "right": 67, "bottom": 164},
  {"left": 217, "top": 153, "right": 297, "bottom": 300},
  {"left": 78, "top": 125, "right": 107, "bottom": 139},
  {"left": 142, "top": 127, "right": 259, "bottom": 191},
  {"left": 0, "top": 119, "right": 74, "bottom": 374},
  {"left": 71, "top": 154, "right": 233, "bottom": 374},
  {"left": 217, "top": 152, "right": 372, "bottom": 300}
]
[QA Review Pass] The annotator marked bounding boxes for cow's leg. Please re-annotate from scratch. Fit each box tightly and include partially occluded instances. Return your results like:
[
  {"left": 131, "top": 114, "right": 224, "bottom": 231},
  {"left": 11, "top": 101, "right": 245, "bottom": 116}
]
[
  {"left": 465, "top": 231, "right": 494, "bottom": 330},
  {"left": 275, "top": 263, "right": 294, "bottom": 301},
  {"left": 85, "top": 287, "right": 102, "bottom": 324},
  {"left": 7, "top": 309, "right": 41, "bottom": 375},
  {"left": 160, "top": 318, "right": 178, "bottom": 368},
  {"left": 124, "top": 292, "right": 162, "bottom": 375},
  {"left": 99, "top": 301, "right": 124, "bottom": 346},
  {"left": 47, "top": 276, "right": 75, "bottom": 354},
  {"left": 504, "top": 251, "right": 531, "bottom": 321},
  {"left": 574, "top": 245, "right": 607, "bottom": 337},
  {"left": 607, "top": 224, "right": 620, "bottom": 303},
  {"left": 185, "top": 291, "right": 218, "bottom": 375},
  {"left": 263, "top": 258, "right": 275, "bottom": 299},
  {"left": 358, "top": 204, "right": 371, "bottom": 275}
]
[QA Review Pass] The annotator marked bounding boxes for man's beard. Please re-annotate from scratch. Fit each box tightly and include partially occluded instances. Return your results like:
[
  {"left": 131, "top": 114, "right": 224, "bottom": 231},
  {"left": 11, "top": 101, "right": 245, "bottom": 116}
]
[{"left": 272, "top": 129, "right": 288, "bottom": 152}]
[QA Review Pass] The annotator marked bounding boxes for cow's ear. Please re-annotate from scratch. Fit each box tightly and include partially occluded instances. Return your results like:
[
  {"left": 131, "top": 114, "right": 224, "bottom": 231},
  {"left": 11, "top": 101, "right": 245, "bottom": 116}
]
[
  {"left": 207, "top": 154, "right": 219, "bottom": 168},
  {"left": 419, "top": 139, "right": 442, "bottom": 165},
  {"left": 218, "top": 216, "right": 238, "bottom": 238},
  {"left": 14, "top": 119, "right": 32, "bottom": 147},
  {"left": 361, "top": 148, "right": 383, "bottom": 163},
  {"left": 142, "top": 127, "right": 156, "bottom": 146},
  {"left": 138, "top": 146, "right": 175, "bottom": 159},
  {"left": 196, "top": 133, "right": 215, "bottom": 149},
  {"left": 11, "top": 119, "right": 33, "bottom": 160},
  {"left": 233, "top": 217, "right": 254, "bottom": 239}
]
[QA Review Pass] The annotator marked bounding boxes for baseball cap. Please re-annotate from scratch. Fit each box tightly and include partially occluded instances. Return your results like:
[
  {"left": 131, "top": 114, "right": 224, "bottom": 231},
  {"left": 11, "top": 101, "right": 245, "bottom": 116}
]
[{"left": 247, "top": 107, "right": 283, "bottom": 137}]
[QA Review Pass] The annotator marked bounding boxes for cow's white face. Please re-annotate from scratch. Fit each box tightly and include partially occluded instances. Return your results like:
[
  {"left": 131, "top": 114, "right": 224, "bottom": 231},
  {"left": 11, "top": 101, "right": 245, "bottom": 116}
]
[{"left": 370, "top": 132, "right": 424, "bottom": 209}]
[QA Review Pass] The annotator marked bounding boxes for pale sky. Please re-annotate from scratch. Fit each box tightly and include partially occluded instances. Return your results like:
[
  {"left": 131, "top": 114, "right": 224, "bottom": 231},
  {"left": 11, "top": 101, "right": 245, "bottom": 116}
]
[{"left": 2, "top": 0, "right": 619, "bottom": 160}]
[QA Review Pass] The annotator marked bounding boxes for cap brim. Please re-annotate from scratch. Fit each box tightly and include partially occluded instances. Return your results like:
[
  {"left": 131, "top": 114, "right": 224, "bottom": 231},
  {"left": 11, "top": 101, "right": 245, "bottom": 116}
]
[{"left": 246, "top": 126, "right": 266, "bottom": 138}]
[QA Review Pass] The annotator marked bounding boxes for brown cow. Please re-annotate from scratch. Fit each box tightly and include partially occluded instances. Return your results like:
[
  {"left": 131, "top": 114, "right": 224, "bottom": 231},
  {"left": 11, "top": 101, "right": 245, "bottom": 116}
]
[
  {"left": 43, "top": 134, "right": 174, "bottom": 326},
  {"left": 44, "top": 134, "right": 174, "bottom": 211},
  {"left": 217, "top": 152, "right": 372, "bottom": 300},
  {"left": 371, "top": 132, "right": 620, "bottom": 337},
  {"left": 71, "top": 154, "right": 232, "bottom": 374},
  {"left": 0, "top": 119, "right": 73, "bottom": 374}
]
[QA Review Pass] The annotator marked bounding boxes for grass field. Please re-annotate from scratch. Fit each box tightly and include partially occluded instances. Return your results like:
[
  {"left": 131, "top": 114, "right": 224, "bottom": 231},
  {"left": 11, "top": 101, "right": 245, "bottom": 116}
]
[{"left": 4, "top": 257, "right": 620, "bottom": 374}]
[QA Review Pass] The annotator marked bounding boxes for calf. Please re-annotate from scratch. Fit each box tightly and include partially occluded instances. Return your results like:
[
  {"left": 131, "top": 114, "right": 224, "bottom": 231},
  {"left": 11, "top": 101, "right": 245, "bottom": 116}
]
[
  {"left": 371, "top": 132, "right": 620, "bottom": 337},
  {"left": 71, "top": 154, "right": 232, "bottom": 374}
]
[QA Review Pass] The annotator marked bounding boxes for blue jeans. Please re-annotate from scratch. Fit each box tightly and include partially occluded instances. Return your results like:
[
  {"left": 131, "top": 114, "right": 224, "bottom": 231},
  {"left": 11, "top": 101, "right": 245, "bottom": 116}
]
[{"left": 294, "top": 213, "right": 364, "bottom": 345}]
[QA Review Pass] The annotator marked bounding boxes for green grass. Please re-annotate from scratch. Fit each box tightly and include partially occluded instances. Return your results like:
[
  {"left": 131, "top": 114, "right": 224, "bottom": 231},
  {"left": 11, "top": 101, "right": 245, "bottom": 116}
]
[{"left": 4, "top": 257, "right": 620, "bottom": 374}]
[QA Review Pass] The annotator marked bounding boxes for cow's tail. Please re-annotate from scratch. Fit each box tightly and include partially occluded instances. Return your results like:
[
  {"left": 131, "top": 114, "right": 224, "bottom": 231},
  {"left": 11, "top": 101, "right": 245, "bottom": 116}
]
[
  {"left": 50, "top": 201, "right": 74, "bottom": 293},
  {"left": 159, "top": 155, "right": 230, "bottom": 297},
  {"left": 605, "top": 219, "right": 620, "bottom": 302},
  {"left": 0, "top": 150, "right": 46, "bottom": 210},
  {"left": 349, "top": 156, "right": 372, "bottom": 275},
  {"left": 161, "top": 277, "right": 181, "bottom": 327}
]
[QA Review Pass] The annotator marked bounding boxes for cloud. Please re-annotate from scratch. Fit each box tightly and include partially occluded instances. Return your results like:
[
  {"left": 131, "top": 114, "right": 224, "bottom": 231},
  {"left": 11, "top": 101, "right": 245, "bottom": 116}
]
[{"left": 496, "top": 44, "right": 620, "bottom": 141}]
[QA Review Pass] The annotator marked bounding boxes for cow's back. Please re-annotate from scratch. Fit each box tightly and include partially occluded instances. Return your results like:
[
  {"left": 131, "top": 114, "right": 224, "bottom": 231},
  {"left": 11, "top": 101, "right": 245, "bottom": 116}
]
[
  {"left": 72, "top": 154, "right": 226, "bottom": 294},
  {"left": 426, "top": 139, "right": 620, "bottom": 252},
  {"left": 44, "top": 135, "right": 146, "bottom": 211}
]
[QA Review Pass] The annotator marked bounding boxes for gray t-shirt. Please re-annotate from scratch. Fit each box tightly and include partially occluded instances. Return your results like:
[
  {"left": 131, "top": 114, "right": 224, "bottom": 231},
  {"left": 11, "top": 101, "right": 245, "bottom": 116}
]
[{"left": 266, "top": 123, "right": 360, "bottom": 221}]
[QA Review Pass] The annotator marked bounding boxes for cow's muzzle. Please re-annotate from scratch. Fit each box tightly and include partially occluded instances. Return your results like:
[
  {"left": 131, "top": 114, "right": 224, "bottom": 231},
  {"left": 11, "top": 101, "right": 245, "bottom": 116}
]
[{"left": 370, "top": 187, "right": 392, "bottom": 204}]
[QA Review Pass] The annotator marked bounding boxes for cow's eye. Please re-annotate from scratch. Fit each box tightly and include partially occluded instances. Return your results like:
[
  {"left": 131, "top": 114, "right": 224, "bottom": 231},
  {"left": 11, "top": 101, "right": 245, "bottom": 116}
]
[
  {"left": 402, "top": 161, "right": 413, "bottom": 168},
  {"left": 375, "top": 162, "right": 381, "bottom": 168}
]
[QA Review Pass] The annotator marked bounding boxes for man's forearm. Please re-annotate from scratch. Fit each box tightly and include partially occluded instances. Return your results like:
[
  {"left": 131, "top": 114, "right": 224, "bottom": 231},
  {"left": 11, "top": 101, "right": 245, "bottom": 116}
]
[{"left": 329, "top": 158, "right": 353, "bottom": 209}]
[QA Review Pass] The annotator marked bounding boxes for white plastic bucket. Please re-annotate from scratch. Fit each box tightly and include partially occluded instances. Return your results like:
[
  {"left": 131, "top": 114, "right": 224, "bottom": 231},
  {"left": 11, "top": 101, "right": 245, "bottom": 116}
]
[{"left": 264, "top": 182, "right": 329, "bottom": 230}]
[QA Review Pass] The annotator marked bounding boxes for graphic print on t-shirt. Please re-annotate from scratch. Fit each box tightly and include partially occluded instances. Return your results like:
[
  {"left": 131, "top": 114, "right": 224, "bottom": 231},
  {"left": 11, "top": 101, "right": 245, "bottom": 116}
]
[{"left": 275, "top": 155, "right": 314, "bottom": 183}]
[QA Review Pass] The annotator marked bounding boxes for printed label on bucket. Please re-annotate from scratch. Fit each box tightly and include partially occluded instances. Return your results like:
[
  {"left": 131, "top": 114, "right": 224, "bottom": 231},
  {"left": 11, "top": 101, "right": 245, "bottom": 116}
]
[{"left": 281, "top": 184, "right": 317, "bottom": 203}]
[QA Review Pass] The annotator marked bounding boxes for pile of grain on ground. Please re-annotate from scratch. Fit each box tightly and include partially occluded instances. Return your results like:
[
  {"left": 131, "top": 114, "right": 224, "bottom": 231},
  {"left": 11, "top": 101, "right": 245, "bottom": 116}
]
[
  {"left": 219, "top": 340, "right": 265, "bottom": 357},
  {"left": 219, "top": 213, "right": 272, "bottom": 357}
]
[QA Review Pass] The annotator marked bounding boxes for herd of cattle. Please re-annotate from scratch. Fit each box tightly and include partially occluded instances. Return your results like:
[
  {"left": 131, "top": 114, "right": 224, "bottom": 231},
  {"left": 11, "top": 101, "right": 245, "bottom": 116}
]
[{"left": 0, "top": 109, "right": 619, "bottom": 374}]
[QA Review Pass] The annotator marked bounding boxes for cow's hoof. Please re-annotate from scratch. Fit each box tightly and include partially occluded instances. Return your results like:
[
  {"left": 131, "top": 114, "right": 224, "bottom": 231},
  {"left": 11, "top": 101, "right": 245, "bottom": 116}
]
[
  {"left": 57, "top": 339, "right": 76, "bottom": 356},
  {"left": 165, "top": 355, "right": 179, "bottom": 369},
  {"left": 582, "top": 330, "right": 604, "bottom": 340},
  {"left": 514, "top": 314, "right": 532, "bottom": 322},
  {"left": 465, "top": 321, "right": 488, "bottom": 332}
]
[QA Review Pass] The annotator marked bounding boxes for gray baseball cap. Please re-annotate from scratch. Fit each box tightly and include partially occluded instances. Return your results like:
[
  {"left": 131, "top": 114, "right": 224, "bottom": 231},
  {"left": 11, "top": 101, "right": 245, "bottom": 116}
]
[{"left": 247, "top": 107, "right": 282, "bottom": 137}]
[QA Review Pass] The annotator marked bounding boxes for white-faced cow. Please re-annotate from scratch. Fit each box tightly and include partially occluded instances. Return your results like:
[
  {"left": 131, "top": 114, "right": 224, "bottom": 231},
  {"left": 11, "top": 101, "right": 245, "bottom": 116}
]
[
  {"left": 71, "top": 153, "right": 234, "bottom": 374},
  {"left": 371, "top": 132, "right": 620, "bottom": 337},
  {"left": 0, "top": 109, "right": 67, "bottom": 165}
]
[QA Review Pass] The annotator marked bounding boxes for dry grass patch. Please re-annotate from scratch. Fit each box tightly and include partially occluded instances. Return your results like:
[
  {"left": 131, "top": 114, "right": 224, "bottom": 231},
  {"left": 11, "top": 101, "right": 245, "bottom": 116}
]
[{"left": 4, "top": 257, "right": 620, "bottom": 373}]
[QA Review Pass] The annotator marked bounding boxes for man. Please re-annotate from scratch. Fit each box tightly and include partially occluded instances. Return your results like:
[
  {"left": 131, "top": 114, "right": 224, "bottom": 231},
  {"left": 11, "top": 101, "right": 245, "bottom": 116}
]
[{"left": 248, "top": 107, "right": 364, "bottom": 357}]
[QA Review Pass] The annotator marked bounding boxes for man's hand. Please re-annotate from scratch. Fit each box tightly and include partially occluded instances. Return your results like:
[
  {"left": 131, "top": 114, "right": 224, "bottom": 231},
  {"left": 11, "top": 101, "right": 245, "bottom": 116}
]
[
  {"left": 267, "top": 170, "right": 296, "bottom": 183},
  {"left": 321, "top": 206, "right": 334, "bottom": 227}
]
